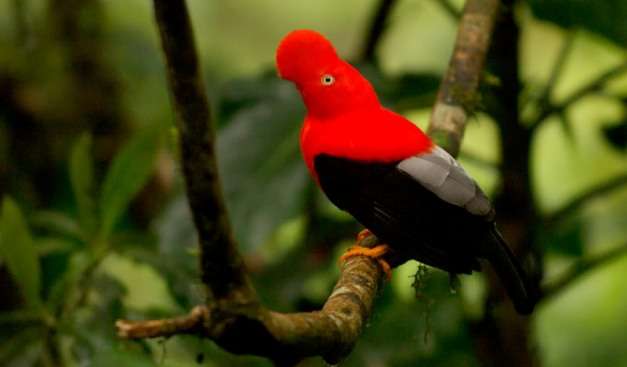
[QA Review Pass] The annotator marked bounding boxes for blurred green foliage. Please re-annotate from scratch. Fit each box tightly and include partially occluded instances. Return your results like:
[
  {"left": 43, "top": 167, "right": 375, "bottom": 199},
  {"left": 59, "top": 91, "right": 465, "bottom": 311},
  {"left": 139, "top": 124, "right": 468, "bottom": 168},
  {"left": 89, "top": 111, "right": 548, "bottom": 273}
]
[
  {"left": 0, "top": 0, "right": 626, "bottom": 366},
  {"left": 0, "top": 197, "right": 42, "bottom": 310},
  {"left": 528, "top": 0, "right": 627, "bottom": 45}
]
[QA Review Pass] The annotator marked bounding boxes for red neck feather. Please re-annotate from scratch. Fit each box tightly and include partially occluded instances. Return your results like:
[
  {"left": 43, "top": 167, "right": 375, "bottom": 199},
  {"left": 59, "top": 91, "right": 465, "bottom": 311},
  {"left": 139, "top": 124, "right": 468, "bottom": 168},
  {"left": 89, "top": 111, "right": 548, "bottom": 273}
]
[{"left": 300, "top": 107, "right": 433, "bottom": 180}]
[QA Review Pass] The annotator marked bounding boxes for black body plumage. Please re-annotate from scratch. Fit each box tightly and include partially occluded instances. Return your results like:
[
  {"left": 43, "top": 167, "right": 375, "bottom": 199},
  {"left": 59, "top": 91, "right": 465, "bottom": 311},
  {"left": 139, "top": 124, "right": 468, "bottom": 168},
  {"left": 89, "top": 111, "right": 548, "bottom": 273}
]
[{"left": 314, "top": 153, "right": 536, "bottom": 314}]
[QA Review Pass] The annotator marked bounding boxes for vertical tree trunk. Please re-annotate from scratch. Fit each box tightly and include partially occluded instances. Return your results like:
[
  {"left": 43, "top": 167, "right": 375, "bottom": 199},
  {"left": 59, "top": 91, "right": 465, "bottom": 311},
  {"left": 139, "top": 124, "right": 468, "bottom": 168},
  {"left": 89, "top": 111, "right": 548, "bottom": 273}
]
[{"left": 470, "top": 2, "right": 539, "bottom": 366}]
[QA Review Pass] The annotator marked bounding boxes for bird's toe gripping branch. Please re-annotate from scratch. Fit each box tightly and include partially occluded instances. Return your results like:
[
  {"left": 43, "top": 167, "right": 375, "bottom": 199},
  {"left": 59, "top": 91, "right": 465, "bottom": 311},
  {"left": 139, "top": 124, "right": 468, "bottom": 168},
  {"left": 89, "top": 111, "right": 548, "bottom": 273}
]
[{"left": 340, "top": 229, "right": 392, "bottom": 280}]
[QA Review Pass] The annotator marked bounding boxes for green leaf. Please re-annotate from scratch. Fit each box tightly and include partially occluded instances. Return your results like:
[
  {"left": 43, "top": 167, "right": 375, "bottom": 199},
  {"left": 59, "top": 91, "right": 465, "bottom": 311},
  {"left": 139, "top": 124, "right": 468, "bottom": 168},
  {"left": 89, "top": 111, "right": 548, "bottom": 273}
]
[
  {"left": 0, "top": 197, "right": 41, "bottom": 308},
  {"left": 30, "top": 210, "right": 83, "bottom": 241},
  {"left": 69, "top": 133, "right": 98, "bottom": 235},
  {"left": 0, "top": 327, "right": 42, "bottom": 367},
  {"left": 528, "top": 0, "right": 627, "bottom": 46},
  {"left": 99, "top": 126, "right": 163, "bottom": 238},
  {"left": 217, "top": 77, "right": 309, "bottom": 251}
]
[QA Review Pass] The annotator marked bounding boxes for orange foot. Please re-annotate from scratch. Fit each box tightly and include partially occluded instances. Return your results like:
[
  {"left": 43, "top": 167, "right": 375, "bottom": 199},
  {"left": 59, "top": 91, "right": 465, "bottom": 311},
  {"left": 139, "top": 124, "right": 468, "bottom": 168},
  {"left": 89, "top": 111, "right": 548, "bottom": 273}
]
[{"left": 340, "top": 243, "right": 392, "bottom": 281}]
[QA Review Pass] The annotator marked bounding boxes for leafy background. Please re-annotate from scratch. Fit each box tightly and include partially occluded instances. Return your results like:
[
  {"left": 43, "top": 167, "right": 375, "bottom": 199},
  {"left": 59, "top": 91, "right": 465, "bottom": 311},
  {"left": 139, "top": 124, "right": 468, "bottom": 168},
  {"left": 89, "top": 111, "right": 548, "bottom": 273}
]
[{"left": 0, "top": 0, "right": 626, "bottom": 366}]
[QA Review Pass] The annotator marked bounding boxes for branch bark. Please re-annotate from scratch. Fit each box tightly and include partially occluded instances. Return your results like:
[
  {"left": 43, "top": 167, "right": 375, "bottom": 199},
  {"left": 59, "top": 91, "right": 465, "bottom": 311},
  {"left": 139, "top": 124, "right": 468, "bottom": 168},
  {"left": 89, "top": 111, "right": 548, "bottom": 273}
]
[
  {"left": 427, "top": 0, "right": 500, "bottom": 156},
  {"left": 152, "top": 0, "right": 255, "bottom": 305},
  {"left": 117, "top": 253, "right": 381, "bottom": 365},
  {"left": 118, "top": 254, "right": 382, "bottom": 365}
]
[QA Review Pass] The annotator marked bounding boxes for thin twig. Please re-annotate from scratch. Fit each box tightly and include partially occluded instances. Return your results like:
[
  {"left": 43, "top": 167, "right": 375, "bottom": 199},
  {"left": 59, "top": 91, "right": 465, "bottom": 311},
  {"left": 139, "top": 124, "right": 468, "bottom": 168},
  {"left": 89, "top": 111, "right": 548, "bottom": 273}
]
[
  {"left": 117, "top": 305, "right": 208, "bottom": 339},
  {"left": 117, "top": 254, "right": 382, "bottom": 365},
  {"left": 541, "top": 242, "right": 627, "bottom": 300},
  {"left": 525, "top": 30, "right": 576, "bottom": 138},
  {"left": 544, "top": 172, "right": 627, "bottom": 226},
  {"left": 529, "top": 61, "right": 627, "bottom": 130},
  {"left": 360, "top": 0, "right": 398, "bottom": 64},
  {"left": 427, "top": 0, "right": 501, "bottom": 156},
  {"left": 459, "top": 150, "right": 499, "bottom": 171},
  {"left": 433, "top": 0, "right": 462, "bottom": 20},
  {"left": 534, "top": 31, "right": 576, "bottom": 110}
]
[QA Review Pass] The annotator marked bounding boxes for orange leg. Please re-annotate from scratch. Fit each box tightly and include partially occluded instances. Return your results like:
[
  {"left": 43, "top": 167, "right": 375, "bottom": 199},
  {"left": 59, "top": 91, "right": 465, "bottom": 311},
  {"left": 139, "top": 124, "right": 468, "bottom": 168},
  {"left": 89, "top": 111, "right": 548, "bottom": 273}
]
[
  {"left": 356, "top": 228, "right": 373, "bottom": 243},
  {"left": 340, "top": 243, "right": 392, "bottom": 281}
]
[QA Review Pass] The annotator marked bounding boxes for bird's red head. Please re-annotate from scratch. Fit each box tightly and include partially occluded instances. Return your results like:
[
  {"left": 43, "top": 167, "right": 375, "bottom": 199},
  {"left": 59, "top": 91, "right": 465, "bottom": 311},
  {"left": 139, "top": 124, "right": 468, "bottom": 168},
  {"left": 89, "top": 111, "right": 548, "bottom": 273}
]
[
  {"left": 276, "top": 29, "right": 379, "bottom": 118},
  {"left": 276, "top": 30, "right": 338, "bottom": 82}
]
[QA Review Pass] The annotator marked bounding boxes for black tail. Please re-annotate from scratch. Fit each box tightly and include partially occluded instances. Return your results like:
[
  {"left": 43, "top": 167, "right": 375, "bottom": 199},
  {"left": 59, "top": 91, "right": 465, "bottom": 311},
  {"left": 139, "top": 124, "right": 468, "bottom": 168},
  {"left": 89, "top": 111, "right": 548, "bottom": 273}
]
[{"left": 482, "top": 225, "right": 536, "bottom": 314}]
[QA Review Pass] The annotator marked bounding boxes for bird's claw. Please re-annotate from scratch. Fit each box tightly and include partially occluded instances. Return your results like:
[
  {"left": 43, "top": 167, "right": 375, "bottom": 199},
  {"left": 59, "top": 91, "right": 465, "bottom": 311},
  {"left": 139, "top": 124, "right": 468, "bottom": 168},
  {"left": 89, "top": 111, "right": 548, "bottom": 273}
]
[
  {"left": 356, "top": 228, "right": 373, "bottom": 243},
  {"left": 340, "top": 244, "right": 392, "bottom": 281}
]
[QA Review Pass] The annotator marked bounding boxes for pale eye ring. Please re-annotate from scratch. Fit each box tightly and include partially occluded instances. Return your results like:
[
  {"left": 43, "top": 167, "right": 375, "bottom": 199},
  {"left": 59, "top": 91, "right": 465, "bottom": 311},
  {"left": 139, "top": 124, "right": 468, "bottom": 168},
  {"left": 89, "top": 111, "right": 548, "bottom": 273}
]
[{"left": 321, "top": 74, "right": 335, "bottom": 86}]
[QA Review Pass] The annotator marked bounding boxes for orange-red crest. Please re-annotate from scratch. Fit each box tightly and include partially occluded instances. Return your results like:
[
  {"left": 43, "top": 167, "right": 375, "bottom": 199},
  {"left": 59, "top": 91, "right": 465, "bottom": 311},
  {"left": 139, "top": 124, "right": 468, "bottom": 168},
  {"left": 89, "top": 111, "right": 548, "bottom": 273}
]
[{"left": 275, "top": 30, "right": 338, "bottom": 82}]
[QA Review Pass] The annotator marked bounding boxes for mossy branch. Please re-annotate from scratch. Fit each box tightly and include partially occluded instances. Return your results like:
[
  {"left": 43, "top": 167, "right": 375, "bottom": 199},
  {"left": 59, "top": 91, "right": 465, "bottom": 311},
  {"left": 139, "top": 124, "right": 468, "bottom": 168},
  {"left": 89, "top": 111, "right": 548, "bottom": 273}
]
[
  {"left": 427, "top": 0, "right": 501, "bottom": 156},
  {"left": 117, "top": 241, "right": 382, "bottom": 366}
]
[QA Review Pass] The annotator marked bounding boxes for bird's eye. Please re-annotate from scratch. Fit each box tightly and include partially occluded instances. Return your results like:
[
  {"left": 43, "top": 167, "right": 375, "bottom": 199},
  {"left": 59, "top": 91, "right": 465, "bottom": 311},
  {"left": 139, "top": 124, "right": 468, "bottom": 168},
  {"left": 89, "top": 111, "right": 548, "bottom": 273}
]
[{"left": 321, "top": 74, "right": 335, "bottom": 86}]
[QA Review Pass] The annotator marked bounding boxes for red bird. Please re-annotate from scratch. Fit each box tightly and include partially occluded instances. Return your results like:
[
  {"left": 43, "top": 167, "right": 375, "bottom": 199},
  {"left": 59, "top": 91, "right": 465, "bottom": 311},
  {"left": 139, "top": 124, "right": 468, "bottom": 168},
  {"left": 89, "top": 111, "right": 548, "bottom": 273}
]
[{"left": 275, "top": 29, "right": 535, "bottom": 314}]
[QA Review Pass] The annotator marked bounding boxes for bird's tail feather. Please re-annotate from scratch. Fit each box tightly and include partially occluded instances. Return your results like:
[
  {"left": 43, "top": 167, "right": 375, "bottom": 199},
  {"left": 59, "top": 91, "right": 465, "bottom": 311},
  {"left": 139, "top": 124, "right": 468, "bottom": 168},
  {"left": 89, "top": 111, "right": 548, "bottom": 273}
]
[{"left": 483, "top": 225, "right": 536, "bottom": 314}]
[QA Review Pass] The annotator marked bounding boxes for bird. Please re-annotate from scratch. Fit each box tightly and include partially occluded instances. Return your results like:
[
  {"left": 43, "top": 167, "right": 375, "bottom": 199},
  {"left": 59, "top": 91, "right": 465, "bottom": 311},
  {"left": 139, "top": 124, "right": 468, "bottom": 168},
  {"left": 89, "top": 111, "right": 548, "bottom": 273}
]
[{"left": 275, "top": 29, "right": 535, "bottom": 314}]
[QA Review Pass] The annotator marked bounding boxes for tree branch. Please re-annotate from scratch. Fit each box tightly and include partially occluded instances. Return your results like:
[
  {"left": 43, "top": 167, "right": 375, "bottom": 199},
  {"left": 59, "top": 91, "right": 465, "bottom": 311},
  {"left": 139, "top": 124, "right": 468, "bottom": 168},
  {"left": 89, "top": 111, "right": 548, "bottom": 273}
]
[
  {"left": 529, "top": 60, "right": 627, "bottom": 130},
  {"left": 468, "top": 2, "right": 538, "bottom": 366},
  {"left": 117, "top": 248, "right": 382, "bottom": 365},
  {"left": 540, "top": 242, "right": 627, "bottom": 300},
  {"left": 544, "top": 172, "right": 627, "bottom": 227},
  {"left": 533, "top": 31, "right": 575, "bottom": 111},
  {"left": 360, "top": 0, "right": 398, "bottom": 64},
  {"left": 459, "top": 150, "right": 500, "bottom": 171},
  {"left": 152, "top": 0, "right": 255, "bottom": 304},
  {"left": 427, "top": 0, "right": 501, "bottom": 156}
]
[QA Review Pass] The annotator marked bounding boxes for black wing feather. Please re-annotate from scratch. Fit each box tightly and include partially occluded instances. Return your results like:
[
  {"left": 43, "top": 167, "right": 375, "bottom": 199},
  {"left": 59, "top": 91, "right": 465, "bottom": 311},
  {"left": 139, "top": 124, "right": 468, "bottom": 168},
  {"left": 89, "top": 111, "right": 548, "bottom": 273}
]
[{"left": 314, "top": 154, "right": 485, "bottom": 273}]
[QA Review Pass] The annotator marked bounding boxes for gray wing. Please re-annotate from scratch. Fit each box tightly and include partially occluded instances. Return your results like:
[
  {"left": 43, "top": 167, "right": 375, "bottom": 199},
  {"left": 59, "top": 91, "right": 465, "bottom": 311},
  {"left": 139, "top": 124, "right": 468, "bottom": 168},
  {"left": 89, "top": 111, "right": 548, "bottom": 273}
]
[{"left": 397, "top": 146, "right": 494, "bottom": 218}]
